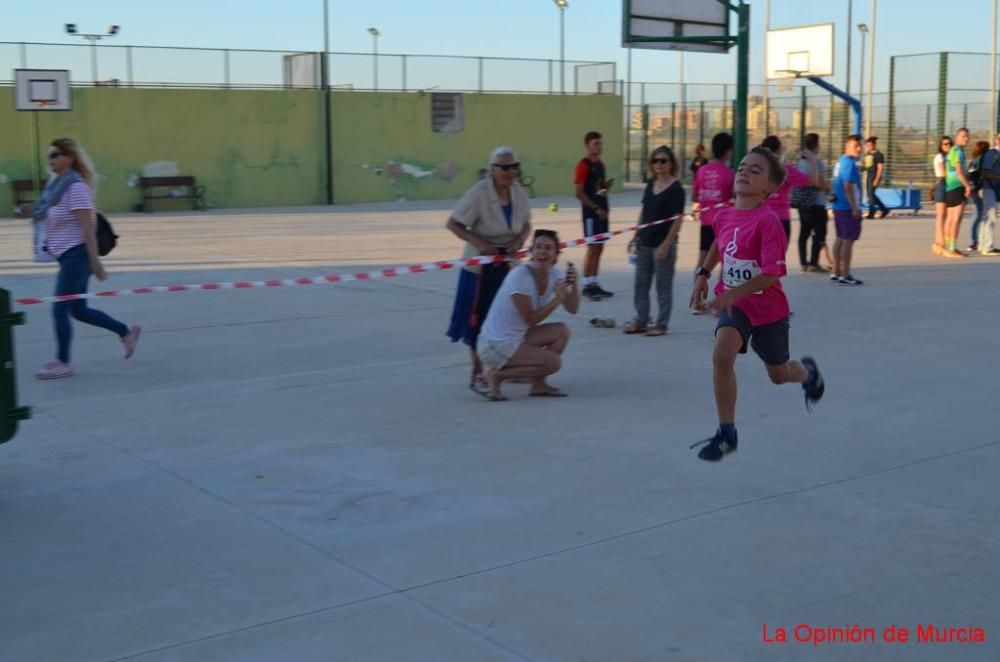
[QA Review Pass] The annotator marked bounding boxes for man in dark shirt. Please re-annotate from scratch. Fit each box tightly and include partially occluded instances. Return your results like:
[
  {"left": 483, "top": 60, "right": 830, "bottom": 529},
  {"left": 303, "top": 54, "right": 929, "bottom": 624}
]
[
  {"left": 575, "top": 131, "right": 614, "bottom": 300},
  {"left": 863, "top": 137, "right": 888, "bottom": 219}
]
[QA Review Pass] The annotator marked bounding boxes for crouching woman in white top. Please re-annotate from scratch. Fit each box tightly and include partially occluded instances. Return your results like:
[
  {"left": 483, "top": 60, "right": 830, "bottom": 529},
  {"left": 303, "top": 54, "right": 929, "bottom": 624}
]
[{"left": 477, "top": 229, "right": 580, "bottom": 400}]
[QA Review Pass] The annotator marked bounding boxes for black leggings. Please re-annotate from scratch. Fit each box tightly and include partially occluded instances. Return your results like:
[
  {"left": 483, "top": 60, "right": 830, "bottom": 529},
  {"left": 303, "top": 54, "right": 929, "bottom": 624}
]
[{"left": 797, "top": 205, "right": 828, "bottom": 266}]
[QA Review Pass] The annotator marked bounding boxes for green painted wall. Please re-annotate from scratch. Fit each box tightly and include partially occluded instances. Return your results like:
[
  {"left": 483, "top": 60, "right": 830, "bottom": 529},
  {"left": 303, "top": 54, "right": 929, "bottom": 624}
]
[
  {"left": 0, "top": 87, "right": 325, "bottom": 214},
  {"left": 0, "top": 88, "right": 622, "bottom": 213},
  {"left": 329, "top": 92, "right": 623, "bottom": 203}
]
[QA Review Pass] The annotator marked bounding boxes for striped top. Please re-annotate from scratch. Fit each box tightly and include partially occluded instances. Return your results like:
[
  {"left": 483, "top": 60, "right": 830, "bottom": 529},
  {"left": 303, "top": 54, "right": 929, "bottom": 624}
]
[{"left": 44, "top": 181, "right": 94, "bottom": 258}]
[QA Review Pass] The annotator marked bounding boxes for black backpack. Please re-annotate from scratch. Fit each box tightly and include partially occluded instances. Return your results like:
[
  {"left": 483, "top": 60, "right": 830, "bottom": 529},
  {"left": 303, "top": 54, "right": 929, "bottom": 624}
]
[{"left": 96, "top": 212, "right": 118, "bottom": 256}]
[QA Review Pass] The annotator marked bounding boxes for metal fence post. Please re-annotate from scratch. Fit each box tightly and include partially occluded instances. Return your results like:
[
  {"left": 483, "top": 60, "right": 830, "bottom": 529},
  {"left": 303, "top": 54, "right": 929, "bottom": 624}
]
[
  {"left": 827, "top": 93, "right": 836, "bottom": 164},
  {"left": 799, "top": 85, "right": 807, "bottom": 148},
  {"left": 126, "top": 46, "right": 134, "bottom": 87},
  {"left": 962, "top": 103, "right": 968, "bottom": 130},
  {"left": 0, "top": 288, "right": 31, "bottom": 445},
  {"left": 887, "top": 55, "right": 896, "bottom": 179},
  {"left": 641, "top": 104, "right": 650, "bottom": 182},
  {"left": 924, "top": 104, "right": 932, "bottom": 167},
  {"left": 937, "top": 52, "right": 948, "bottom": 137},
  {"left": 680, "top": 84, "right": 688, "bottom": 181},
  {"left": 19, "top": 42, "right": 26, "bottom": 67},
  {"left": 699, "top": 100, "right": 705, "bottom": 148},
  {"left": 670, "top": 101, "right": 677, "bottom": 153},
  {"left": 478, "top": 57, "right": 484, "bottom": 94},
  {"left": 402, "top": 55, "right": 407, "bottom": 92}
]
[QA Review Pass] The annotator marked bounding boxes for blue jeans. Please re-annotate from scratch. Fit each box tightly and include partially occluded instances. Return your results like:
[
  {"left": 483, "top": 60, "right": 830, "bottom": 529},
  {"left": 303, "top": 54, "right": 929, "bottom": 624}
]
[
  {"left": 54, "top": 244, "right": 128, "bottom": 363},
  {"left": 969, "top": 190, "right": 985, "bottom": 245}
]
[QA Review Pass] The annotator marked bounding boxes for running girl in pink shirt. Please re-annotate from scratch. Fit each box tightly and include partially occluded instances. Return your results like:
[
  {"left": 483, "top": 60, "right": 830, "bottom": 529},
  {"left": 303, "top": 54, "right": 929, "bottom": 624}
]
[
  {"left": 691, "top": 133, "right": 734, "bottom": 314},
  {"left": 689, "top": 147, "right": 825, "bottom": 462},
  {"left": 760, "top": 135, "right": 818, "bottom": 240}
]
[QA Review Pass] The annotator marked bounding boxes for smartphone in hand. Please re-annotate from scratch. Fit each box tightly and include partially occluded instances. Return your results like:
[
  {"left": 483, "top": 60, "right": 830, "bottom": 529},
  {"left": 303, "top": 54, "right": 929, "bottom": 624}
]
[{"left": 565, "top": 261, "right": 577, "bottom": 286}]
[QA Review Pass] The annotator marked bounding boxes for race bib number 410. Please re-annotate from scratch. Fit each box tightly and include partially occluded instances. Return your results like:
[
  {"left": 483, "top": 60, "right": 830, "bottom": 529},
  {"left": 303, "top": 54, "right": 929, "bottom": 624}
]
[{"left": 723, "top": 255, "right": 761, "bottom": 288}]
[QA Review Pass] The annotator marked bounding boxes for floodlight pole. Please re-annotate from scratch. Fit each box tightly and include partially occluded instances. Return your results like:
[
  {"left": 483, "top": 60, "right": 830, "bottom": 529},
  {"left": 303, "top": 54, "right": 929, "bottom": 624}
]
[
  {"left": 733, "top": 2, "right": 750, "bottom": 164},
  {"left": 858, "top": 25, "right": 868, "bottom": 124},
  {"left": 993, "top": 0, "right": 998, "bottom": 135},
  {"left": 763, "top": 0, "right": 771, "bottom": 136},
  {"left": 846, "top": 0, "right": 853, "bottom": 96},
  {"left": 555, "top": 0, "right": 567, "bottom": 94},
  {"left": 322, "top": 0, "right": 333, "bottom": 204},
  {"left": 368, "top": 28, "right": 380, "bottom": 91},
  {"left": 865, "top": 0, "right": 877, "bottom": 139}
]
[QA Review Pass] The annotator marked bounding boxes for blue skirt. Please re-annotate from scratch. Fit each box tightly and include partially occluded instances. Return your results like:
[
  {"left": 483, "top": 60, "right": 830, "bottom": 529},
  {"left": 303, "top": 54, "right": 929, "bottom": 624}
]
[{"left": 446, "top": 263, "right": 510, "bottom": 349}]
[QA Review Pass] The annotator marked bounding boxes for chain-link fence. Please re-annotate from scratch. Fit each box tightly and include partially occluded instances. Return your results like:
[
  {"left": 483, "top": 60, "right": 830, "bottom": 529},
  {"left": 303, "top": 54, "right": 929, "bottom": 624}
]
[
  {"left": 625, "top": 57, "right": 999, "bottom": 188},
  {"left": 624, "top": 83, "right": 865, "bottom": 183},
  {"left": 889, "top": 52, "right": 999, "bottom": 187},
  {"left": 0, "top": 41, "right": 614, "bottom": 94}
]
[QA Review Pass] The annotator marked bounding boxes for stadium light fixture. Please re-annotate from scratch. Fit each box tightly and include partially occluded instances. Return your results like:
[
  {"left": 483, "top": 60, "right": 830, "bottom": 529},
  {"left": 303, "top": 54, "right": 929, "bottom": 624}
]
[{"left": 63, "top": 23, "right": 120, "bottom": 84}]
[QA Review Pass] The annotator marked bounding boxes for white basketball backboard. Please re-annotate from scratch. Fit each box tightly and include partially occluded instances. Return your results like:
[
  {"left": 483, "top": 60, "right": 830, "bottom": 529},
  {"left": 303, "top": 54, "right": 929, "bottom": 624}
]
[
  {"left": 15, "top": 69, "right": 72, "bottom": 111},
  {"left": 766, "top": 24, "right": 835, "bottom": 80},
  {"left": 623, "top": 0, "right": 731, "bottom": 54}
]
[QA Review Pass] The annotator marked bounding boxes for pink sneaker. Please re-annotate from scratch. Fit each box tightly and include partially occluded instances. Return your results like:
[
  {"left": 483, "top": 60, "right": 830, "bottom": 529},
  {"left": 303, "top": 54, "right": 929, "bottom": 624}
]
[
  {"left": 123, "top": 325, "right": 142, "bottom": 359},
  {"left": 36, "top": 361, "right": 75, "bottom": 380}
]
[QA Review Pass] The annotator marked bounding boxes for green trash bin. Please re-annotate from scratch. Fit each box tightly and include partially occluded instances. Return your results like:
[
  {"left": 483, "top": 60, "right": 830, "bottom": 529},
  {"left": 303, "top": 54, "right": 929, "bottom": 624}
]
[{"left": 1, "top": 288, "right": 31, "bottom": 444}]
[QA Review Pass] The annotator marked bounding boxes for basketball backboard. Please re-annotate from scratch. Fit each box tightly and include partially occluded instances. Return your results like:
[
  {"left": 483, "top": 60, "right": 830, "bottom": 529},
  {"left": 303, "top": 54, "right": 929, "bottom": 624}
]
[
  {"left": 765, "top": 24, "right": 835, "bottom": 80},
  {"left": 15, "top": 69, "right": 72, "bottom": 111},
  {"left": 623, "top": 0, "right": 732, "bottom": 54}
]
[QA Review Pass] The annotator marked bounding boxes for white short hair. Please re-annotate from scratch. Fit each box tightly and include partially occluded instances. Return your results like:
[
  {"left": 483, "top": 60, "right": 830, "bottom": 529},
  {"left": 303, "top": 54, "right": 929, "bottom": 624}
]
[{"left": 488, "top": 146, "right": 517, "bottom": 168}]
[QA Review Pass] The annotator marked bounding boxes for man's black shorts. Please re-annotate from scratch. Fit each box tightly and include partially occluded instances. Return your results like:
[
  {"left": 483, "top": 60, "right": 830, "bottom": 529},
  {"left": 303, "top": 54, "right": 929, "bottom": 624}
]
[
  {"left": 716, "top": 307, "right": 790, "bottom": 366},
  {"left": 583, "top": 213, "right": 609, "bottom": 244},
  {"left": 699, "top": 224, "right": 715, "bottom": 252},
  {"left": 945, "top": 188, "right": 967, "bottom": 208}
]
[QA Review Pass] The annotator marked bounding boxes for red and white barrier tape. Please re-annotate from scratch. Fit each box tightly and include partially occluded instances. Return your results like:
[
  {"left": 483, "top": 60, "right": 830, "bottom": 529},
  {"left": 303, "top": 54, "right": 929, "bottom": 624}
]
[{"left": 15, "top": 203, "right": 728, "bottom": 306}]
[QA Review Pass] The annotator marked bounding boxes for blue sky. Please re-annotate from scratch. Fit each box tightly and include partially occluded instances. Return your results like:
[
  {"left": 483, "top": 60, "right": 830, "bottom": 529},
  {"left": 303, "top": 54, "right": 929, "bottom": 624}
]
[{"left": 2, "top": 0, "right": 997, "bottom": 93}]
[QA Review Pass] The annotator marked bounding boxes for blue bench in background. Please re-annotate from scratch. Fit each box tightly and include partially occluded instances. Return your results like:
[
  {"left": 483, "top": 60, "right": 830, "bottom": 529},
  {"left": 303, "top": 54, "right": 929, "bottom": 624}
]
[{"left": 865, "top": 187, "right": 922, "bottom": 215}]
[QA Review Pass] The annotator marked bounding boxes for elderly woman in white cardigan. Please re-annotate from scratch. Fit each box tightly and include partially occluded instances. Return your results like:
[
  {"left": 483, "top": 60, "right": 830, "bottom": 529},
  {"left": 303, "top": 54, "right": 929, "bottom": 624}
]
[{"left": 447, "top": 146, "right": 533, "bottom": 396}]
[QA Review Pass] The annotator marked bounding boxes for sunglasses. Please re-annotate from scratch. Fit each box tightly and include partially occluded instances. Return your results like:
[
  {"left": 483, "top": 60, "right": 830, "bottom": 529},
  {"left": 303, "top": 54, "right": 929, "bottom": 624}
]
[
  {"left": 650, "top": 158, "right": 671, "bottom": 165},
  {"left": 48, "top": 151, "right": 64, "bottom": 160},
  {"left": 492, "top": 162, "right": 520, "bottom": 172}
]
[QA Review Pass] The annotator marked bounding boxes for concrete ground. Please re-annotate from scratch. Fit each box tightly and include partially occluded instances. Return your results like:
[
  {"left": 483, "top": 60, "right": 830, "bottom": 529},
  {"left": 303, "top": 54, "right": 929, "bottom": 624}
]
[{"left": 1, "top": 192, "right": 998, "bottom": 662}]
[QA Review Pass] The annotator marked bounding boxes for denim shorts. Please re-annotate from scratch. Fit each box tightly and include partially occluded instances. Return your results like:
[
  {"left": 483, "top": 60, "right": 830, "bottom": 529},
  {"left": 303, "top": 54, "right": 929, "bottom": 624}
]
[{"left": 933, "top": 179, "right": 946, "bottom": 203}]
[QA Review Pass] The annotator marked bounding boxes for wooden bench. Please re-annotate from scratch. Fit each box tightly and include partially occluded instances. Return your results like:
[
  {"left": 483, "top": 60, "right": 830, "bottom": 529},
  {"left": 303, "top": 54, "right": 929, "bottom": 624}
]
[
  {"left": 11, "top": 180, "right": 40, "bottom": 210},
  {"left": 139, "top": 176, "right": 206, "bottom": 212}
]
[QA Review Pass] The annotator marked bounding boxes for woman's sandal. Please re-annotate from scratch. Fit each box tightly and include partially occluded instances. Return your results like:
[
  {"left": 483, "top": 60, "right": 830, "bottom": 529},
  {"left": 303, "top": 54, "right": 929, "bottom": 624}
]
[{"left": 622, "top": 320, "right": 647, "bottom": 334}]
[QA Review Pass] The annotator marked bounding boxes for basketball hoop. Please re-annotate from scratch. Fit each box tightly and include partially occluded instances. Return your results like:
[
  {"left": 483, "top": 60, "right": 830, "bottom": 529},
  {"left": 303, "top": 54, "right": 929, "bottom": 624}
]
[{"left": 34, "top": 100, "right": 52, "bottom": 110}]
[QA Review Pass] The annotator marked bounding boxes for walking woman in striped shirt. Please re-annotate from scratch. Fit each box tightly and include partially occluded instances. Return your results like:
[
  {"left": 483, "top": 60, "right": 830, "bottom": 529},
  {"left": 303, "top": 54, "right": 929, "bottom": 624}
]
[{"left": 33, "top": 139, "right": 140, "bottom": 379}]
